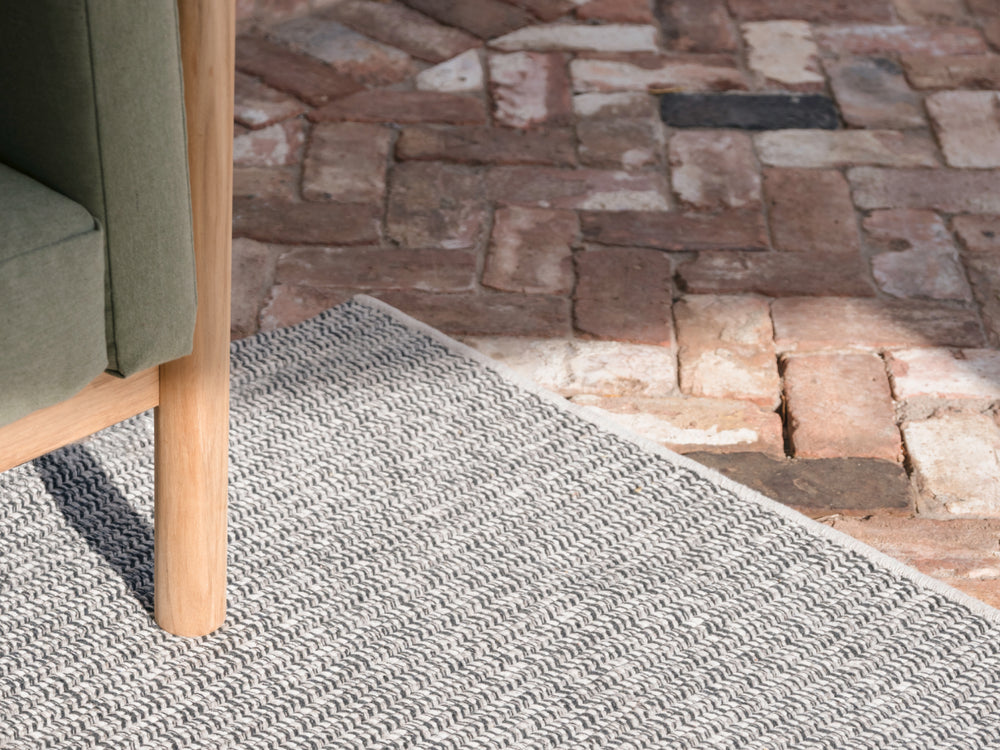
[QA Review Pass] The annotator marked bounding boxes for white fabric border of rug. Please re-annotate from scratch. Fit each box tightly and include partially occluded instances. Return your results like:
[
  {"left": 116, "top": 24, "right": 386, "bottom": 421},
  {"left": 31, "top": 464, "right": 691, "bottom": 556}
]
[{"left": 355, "top": 295, "right": 1000, "bottom": 627}]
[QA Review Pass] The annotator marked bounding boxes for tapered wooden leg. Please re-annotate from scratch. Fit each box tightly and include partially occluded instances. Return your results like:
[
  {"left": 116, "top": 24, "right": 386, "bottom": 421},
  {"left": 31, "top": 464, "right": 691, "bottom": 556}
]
[{"left": 155, "top": 0, "right": 234, "bottom": 638}]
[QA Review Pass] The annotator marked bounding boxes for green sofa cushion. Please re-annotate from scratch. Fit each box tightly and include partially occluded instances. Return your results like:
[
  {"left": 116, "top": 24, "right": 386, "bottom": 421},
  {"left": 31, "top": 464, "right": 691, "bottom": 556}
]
[
  {"left": 0, "top": 165, "right": 107, "bottom": 427},
  {"left": 0, "top": 0, "right": 197, "bottom": 378}
]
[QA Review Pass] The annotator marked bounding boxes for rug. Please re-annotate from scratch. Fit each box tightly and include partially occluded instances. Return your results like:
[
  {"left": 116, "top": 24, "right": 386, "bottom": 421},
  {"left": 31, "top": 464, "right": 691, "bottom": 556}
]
[{"left": 2, "top": 296, "right": 1000, "bottom": 749}]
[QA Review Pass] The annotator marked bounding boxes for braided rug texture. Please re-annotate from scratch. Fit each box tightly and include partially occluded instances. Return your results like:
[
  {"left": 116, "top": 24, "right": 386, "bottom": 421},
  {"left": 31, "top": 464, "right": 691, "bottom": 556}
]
[{"left": 3, "top": 297, "right": 1000, "bottom": 749}]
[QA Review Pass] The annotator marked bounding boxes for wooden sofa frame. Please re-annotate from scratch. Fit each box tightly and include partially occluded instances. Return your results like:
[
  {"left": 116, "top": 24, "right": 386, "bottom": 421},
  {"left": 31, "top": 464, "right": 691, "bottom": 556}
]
[{"left": 0, "top": 0, "right": 234, "bottom": 638}]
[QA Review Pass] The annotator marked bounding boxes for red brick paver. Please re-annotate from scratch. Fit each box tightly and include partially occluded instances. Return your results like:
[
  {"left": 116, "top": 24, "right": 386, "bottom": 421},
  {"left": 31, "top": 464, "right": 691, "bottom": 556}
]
[{"left": 232, "top": 0, "right": 1000, "bottom": 605}]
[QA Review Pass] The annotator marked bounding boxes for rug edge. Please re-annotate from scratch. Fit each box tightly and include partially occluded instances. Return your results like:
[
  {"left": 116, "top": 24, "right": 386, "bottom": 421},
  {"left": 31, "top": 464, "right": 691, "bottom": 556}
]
[{"left": 349, "top": 294, "right": 1000, "bottom": 626}]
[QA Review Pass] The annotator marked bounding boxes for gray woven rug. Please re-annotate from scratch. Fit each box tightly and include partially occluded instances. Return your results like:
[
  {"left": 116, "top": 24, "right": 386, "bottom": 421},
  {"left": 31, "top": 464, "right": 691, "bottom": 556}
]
[{"left": 3, "top": 297, "right": 1000, "bottom": 749}]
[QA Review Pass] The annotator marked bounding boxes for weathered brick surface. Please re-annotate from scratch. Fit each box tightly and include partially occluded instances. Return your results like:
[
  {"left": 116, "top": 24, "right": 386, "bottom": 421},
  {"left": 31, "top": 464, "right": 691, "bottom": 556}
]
[
  {"left": 491, "top": 24, "right": 660, "bottom": 52},
  {"left": 903, "top": 415, "right": 1000, "bottom": 518},
  {"left": 771, "top": 297, "right": 985, "bottom": 352},
  {"left": 311, "top": 91, "right": 488, "bottom": 125},
  {"left": 577, "top": 118, "right": 663, "bottom": 170},
  {"left": 948, "top": 254, "right": 1000, "bottom": 346},
  {"left": 463, "top": 337, "right": 678, "bottom": 396},
  {"left": 849, "top": 167, "right": 1000, "bottom": 213},
  {"left": 814, "top": 24, "right": 988, "bottom": 56},
  {"left": 396, "top": 126, "right": 576, "bottom": 166},
  {"left": 754, "top": 130, "right": 938, "bottom": 168},
  {"left": 236, "top": 0, "right": 256, "bottom": 25},
  {"left": 321, "top": 0, "right": 480, "bottom": 63},
  {"left": 402, "top": 0, "right": 535, "bottom": 39},
  {"left": 453, "top": 337, "right": 578, "bottom": 393},
  {"left": 270, "top": 16, "right": 420, "bottom": 86},
  {"left": 985, "top": 19, "right": 1000, "bottom": 51},
  {"left": 742, "top": 21, "right": 824, "bottom": 89},
  {"left": 570, "top": 55, "right": 747, "bottom": 93},
  {"left": 233, "top": 166, "right": 301, "bottom": 200},
  {"left": 668, "top": 130, "right": 760, "bottom": 210},
  {"left": 232, "top": 238, "right": 283, "bottom": 339},
  {"left": 894, "top": 0, "right": 968, "bottom": 23},
  {"left": 580, "top": 209, "right": 769, "bottom": 250},
  {"left": 564, "top": 340, "right": 677, "bottom": 396},
  {"left": 235, "top": 71, "right": 307, "bottom": 129},
  {"left": 487, "top": 167, "right": 670, "bottom": 211},
  {"left": 498, "top": 0, "right": 575, "bottom": 22},
  {"left": 888, "top": 348, "right": 1000, "bottom": 402},
  {"left": 864, "top": 209, "right": 954, "bottom": 253},
  {"left": 302, "top": 123, "right": 392, "bottom": 203},
  {"left": 235, "top": 35, "right": 362, "bottom": 107},
  {"left": 657, "top": 0, "right": 739, "bottom": 53},
  {"left": 386, "top": 162, "right": 487, "bottom": 249},
  {"left": 826, "top": 57, "right": 924, "bottom": 128},
  {"left": 764, "top": 169, "right": 860, "bottom": 254},
  {"left": 415, "top": 50, "right": 485, "bottom": 93},
  {"left": 660, "top": 93, "right": 838, "bottom": 130},
  {"left": 372, "top": 290, "right": 573, "bottom": 336},
  {"left": 251, "top": 0, "right": 310, "bottom": 23},
  {"left": 902, "top": 54, "right": 1000, "bottom": 89},
  {"left": 482, "top": 207, "right": 576, "bottom": 294},
  {"left": 233, "top": 119, "right": 306, "bottom": 167},
  {"left": 727, "top": 0, "right": 892, "bottom": 22},
  {"left": 690, "top": 453, "right": 912, "bottom": 510},
  {"left": 233, "top": 197, "right": 382, "bottom": 245},
  {"left": 926, "top": 91, "right": 1000, "bottom": 168},
  {"left": 864, "top": 209, "right": 971, "bottom": 300},
  {"left": 674, "top": 295, "right": 779, "bottom": 408},
  {"left": 572, "top": 394, "right": 785, "bottom": 456},
  {"left": 678, "top": 251, "right": 875, "bottom": 297},
  {"left": 274, "top": 246, "right": 477, "bottom": 290},
  {"left": 576, "top": 0, "right": 654, "bottom": 24},
  {"left": 783, "top": 352, "right": 901, "bottom": 460},
  {"left": 488, "top": 52, "right": 573, "bottom": 129},
  {"left": 573, "top": 92, "right": 658, "bottom": 119},
  {"left": 574, "top": 245, "right": 673, "bottom": 344},
  {"left": 968, "top": 0, "right": 1000, "bottom": 16},
  {"left": 953, "top": 214, "right": 1000, "bottom": 254}
]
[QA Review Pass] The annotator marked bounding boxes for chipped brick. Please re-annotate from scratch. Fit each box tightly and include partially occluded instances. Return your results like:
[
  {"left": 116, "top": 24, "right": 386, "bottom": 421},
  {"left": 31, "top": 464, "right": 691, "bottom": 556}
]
[
  {"left": 849, "top": 167, "right": 1000, "bottom": 213},
  {"left": 269, "top": 16, "right": 420, "bottom": 86},
  {"left": 235, "top": 35, "right": 362, "bottom": 107},
  {"left": 321, "top": 0, "right": 480, "bottom": 63},
  {"left": 580, "top": 209, "right": 769, "bottom": 250},
  {"left": 678, "top": 251, "right": 874, "bottom": 297},
  {"left": 489, "top": 51, "right": 573, "bottom": 128},
  {"left": 574, "top": 245, "right": 673, "bottom": 344},
  {"left": 771, "top": 297, "right": 985, "bottom": 352},
  {"left": 482, "top": 207, "right": 577, "bottom": 294},
  {"left": 764, "top": 169, "right": 859, "bottom": 254},
  {"left": 386, "top": 162, "right": 487, "bottom": 249},
  {"left": 396, "top": 125, "right": 576, "bottom": 165},
  {"left": 487, "top": 167, "right": 670, "bottom": 211},
  {"left": 826, "top": 57, "right": 924, "bottom": 129},
  {"left": 668, "top": 130, "right": 760, "bottom": 210},
  {"left": 784, "top": 352, "right": 901, "bottom": 460},
  {"left": 755, "top": 130, "right": 938, "bottom": 168},
  {"left": 675, "top": 295, "right": 779, "bottom": 408},
  {"left": 311, "top": 90, "right": 488, "bottom": 125}
]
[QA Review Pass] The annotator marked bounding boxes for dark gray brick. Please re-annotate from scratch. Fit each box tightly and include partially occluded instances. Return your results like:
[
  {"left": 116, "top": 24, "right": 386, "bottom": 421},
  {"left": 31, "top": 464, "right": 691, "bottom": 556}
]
[{"left": 660, "top": 93, "right": 840, "bottom": 130}]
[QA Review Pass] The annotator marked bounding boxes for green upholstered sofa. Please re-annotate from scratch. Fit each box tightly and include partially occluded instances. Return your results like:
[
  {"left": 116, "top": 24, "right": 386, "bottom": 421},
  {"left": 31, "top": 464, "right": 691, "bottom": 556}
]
[
  {"left": 0, "top": 0, "right": 234, "bottom": 637},
  {"left": 0, "top": 1, "right": 197, "bottom": 425}
]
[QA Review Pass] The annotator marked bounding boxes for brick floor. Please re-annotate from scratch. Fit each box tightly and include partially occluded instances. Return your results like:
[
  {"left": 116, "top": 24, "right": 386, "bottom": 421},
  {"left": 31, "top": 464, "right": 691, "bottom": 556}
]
[{"left": 233, "top": 0, "right": 1000, "bottom": 605}]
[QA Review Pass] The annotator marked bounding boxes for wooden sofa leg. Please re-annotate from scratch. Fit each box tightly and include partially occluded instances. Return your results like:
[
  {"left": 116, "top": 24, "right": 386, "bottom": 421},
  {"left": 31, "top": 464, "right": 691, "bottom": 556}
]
[{"left": 154, "top": 0, "right": 234, "bottom": 638}]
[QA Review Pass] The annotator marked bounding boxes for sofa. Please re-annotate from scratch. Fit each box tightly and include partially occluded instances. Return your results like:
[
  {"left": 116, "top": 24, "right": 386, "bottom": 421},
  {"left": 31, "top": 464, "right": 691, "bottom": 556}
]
[{"left": 0, "top": 0, "right": 234, "bottom": 637}]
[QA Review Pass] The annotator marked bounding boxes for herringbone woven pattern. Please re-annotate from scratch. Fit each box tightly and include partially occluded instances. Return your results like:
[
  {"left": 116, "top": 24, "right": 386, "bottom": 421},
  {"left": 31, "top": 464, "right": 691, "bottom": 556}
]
[{"left": 2, "top": 297, "right": 1000, "bottom": 748}]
